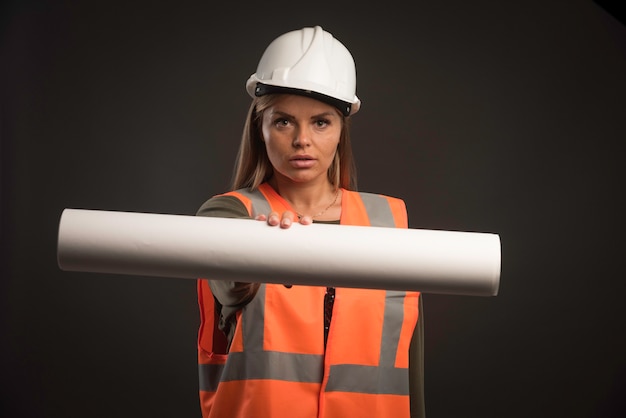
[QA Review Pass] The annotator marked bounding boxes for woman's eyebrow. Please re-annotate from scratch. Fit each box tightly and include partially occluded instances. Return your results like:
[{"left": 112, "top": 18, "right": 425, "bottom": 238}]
[
  {"left": 310, "top": 111, "right": 336, "bottom": 119},
  {"left": 269, "top": 110, "right": 294, "bottom": 119}
]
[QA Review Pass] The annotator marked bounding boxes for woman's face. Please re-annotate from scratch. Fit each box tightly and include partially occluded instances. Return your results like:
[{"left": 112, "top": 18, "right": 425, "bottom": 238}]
[{"left": 261, "top": 94, "right": 342, "bottom": 186}]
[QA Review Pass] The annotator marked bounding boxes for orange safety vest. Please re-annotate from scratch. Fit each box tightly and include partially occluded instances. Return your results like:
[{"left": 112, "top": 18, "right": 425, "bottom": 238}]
[{"left": 197, "top": 183, "right": 420, "bottom": 418}]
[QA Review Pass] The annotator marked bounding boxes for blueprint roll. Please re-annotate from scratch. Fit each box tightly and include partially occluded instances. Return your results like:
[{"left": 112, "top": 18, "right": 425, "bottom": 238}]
[{"left": 57, "top": 208, "right": 501, "bottom": 296}]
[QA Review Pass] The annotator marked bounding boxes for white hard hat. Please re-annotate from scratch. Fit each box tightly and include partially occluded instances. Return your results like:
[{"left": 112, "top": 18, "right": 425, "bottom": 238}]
[{"left": 246, "top": 26, "right": 361, "bottom": 116}]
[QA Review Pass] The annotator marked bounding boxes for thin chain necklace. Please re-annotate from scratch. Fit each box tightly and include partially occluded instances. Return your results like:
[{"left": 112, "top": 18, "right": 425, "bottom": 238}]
[{"left": 295, "top": 188, "right": 340, "bottom": 220}]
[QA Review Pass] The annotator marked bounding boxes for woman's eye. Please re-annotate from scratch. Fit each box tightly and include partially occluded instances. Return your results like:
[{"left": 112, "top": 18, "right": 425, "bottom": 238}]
[{"left": 315, "top": 119, "right": 329, "bottom": 128}]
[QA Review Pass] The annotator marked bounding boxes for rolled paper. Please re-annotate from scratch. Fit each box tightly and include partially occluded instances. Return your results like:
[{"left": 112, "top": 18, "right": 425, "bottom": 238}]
[{"left": 57, "top": 208, "right": 501, "bottom": 296}]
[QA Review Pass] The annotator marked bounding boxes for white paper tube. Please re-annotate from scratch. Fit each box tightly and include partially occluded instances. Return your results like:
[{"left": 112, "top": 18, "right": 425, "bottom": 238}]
[{"left": 57, "top": 208, "right": 501, "bottom": 296}]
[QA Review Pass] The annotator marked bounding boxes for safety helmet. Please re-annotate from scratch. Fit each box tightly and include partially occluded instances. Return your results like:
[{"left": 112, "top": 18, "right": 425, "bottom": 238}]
[{"left": 246, "top": 26, "right": 360, "bottom": 116}]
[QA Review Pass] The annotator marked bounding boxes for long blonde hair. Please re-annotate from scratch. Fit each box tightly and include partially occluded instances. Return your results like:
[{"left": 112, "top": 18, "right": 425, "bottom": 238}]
[{"left": 230, "top": 95, "right": 357, "bottom": 191}]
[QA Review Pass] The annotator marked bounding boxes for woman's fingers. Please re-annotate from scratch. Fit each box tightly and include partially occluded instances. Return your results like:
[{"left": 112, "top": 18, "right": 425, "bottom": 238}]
[
  {"left": 298, "top": 215, "right": 313, "bottom": 225},
  {"left": 279, "top": 211, "right": 296, "bottom": 228},
  {"left": 255, "top": 211, "right": 312, "bottom": 228},
  {"left": 269, "top": 212, "right": 281, "bottom": 226}
]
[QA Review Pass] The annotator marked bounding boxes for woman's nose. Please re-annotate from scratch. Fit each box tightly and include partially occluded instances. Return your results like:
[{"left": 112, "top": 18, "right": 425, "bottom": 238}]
[{"left": 293, "top": 126, "right": 311, "bottom": 147}]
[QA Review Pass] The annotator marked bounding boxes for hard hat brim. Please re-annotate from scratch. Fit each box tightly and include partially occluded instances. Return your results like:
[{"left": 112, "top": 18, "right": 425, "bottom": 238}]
[{"left": 250, "top": 82, "right": 360, "bottom": 117}]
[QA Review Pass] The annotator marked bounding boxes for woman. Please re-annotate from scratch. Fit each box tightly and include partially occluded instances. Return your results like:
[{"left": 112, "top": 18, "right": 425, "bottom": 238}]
[{"left": 196, "top": 26, "right": 425, "bottom": 418}]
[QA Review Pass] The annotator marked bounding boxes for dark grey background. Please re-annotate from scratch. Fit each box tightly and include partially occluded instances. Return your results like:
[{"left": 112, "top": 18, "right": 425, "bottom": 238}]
[{"left": 2, "top": 0, "right": 624, "bottom": 417}]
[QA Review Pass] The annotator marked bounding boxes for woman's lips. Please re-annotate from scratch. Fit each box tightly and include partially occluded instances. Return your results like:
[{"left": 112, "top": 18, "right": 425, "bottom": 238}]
[{"left": 289, "top": 155, "right": 316, "bottom": 168}]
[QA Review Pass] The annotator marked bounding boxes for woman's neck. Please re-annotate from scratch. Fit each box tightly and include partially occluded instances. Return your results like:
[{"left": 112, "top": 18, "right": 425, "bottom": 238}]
[{"left": 268, "top": 177, "right": 341, "bottom": 220}]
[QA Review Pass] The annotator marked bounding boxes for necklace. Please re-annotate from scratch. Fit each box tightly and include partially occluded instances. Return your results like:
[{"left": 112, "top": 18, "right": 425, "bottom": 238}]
[{"left": 295, "top": 188, "right": 340, "bottom": 220}]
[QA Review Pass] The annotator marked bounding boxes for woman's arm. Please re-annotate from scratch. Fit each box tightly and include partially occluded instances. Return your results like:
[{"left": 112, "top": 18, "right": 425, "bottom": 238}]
[{"left": 196, "top": 195, "right": 261, "bottom": 343}]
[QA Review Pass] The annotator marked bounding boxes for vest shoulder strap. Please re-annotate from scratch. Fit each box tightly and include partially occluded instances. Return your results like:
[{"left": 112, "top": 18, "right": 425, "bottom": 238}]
[
  {"left": 233, "top": 187, "right": 271, "bottom": 218},
  {"left": 357, "top": 191, "right": 397, "bottom": 227}
]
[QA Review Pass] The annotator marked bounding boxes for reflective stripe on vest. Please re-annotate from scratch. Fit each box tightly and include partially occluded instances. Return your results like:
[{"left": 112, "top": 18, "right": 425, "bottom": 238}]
[{"left": 234, "top": 187, "right": 272, "bottom": 218}]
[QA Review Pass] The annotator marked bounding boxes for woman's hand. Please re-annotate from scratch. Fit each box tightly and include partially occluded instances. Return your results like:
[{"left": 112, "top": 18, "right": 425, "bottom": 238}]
[
  {"left": 255, "top": 211, "right": 313, "bottom": 229},
  {"left": 255, "top": 211, "right": 310, "bottom": 289}
]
